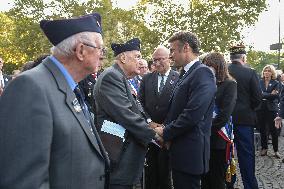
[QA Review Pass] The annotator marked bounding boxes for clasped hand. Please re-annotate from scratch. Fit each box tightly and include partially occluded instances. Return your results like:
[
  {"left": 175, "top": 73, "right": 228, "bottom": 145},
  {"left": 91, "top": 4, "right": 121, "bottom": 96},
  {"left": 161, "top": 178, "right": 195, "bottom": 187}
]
[{"left": 149, "top": 122, "right": 171, "bottom": 149}]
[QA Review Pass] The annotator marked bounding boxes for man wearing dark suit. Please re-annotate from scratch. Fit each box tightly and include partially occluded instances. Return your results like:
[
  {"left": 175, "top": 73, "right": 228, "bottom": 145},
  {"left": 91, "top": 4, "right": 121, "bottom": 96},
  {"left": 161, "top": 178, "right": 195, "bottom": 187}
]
[
  {"left": 155, "top": 32, "right": 216, "bottom": 189},
  {"left": 0, "top": 13, "right": 109, "bottom": 189},
  {"left": 228, "top": 45, "right": 261, "bottom": 189},
  {"left": 94, "top": 38, "right": 157, "bottom": 189},
  {"left": 138, "top": 45, "right": 179, "bottom": 189},
  {"left": 0, "top": 57, "right": 12, "bottom": 95}
]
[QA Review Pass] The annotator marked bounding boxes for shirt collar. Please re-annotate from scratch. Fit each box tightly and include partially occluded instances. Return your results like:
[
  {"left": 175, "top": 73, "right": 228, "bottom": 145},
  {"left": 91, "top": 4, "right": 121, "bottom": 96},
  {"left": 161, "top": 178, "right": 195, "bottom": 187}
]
[
  {"left": 184, "top": 58, "right": 199, "bottom": 72},
  {"left": 158, "top": 68, "right": 171, "bottom": 77},
  {"left": 49, "top": 56, "right": 77, "bottom": 91}
]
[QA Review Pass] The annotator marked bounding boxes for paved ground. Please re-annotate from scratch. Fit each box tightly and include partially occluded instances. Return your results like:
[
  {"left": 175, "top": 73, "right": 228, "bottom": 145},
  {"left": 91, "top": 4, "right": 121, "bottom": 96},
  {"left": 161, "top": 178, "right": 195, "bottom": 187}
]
[
  {"left": 135, "top": 130, "right": 284, "bottom": 189},
  {"left": 234, "top": 130, "right": 284, "bottom": 189}
]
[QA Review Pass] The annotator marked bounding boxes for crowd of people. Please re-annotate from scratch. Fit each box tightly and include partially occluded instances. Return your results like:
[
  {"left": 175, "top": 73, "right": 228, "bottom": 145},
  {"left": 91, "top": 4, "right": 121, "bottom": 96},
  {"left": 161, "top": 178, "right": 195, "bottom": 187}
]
[{"left": 0, "top": 12, "right": 283, "bottom": 189}]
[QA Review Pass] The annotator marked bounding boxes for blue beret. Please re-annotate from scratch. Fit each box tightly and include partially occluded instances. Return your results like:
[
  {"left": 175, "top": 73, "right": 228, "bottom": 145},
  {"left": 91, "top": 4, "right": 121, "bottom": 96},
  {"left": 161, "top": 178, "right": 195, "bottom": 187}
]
[
  {"left": 40, "top": 13, "right": 102, "bottom": 46},
  {"left": 111, "top": 38, "right": 141, "bottom": 57}
]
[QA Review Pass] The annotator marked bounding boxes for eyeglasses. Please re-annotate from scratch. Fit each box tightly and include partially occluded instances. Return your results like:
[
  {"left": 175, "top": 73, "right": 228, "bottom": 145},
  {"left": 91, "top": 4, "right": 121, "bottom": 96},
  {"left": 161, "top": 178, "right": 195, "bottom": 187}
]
[
  {"left": 139, "top": 66, "right": 148, "bottom": 69},
  {"left": 83, "top": 43, "right": 107, "bottom": 55},
  {"left": 153, "top": 57, "right": 168, "bottom": 63}
]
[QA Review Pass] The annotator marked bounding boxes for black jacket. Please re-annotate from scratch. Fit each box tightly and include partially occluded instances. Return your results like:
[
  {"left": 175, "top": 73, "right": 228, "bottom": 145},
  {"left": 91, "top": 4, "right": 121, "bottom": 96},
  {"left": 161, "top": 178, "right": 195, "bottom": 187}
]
[
  {"left": 255, "top": 79, "right": 279, "bottom": 112},
  {"left": 228, "top": 61, "right": 262, "bottom": 126},
  {"left": 211, "top": 79, "right": 237, "bottom": 150},
  {"left": 163, "top": 61, "right": 216, "bottom": 175},
  {"left": 138, "top": 70, "right": 179, "bottom": 124}
]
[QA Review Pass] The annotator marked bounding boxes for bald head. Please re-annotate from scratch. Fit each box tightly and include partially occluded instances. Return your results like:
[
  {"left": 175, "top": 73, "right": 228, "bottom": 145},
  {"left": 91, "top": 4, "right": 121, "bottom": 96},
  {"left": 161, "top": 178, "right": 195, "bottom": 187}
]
[
  {"left": 152, "top": 45, "right": 171, "bottom": 74},
  {"left": 153, "top": 45, "right": 170, "bottom": 56}
]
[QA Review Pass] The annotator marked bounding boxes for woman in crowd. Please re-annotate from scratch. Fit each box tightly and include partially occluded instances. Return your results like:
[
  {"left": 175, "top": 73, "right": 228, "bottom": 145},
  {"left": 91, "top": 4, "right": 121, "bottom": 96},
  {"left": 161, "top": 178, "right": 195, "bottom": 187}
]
[
  {"left": 201, "top": 52, "right": 237, "bottom": 189},
  {"left": 256, "top": 65, "right": 280, "bottom": 158}
]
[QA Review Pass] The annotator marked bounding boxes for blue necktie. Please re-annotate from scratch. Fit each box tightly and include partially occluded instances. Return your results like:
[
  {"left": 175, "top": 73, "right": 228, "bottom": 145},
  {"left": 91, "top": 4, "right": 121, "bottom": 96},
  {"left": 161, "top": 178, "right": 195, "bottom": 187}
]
[
  {"left": 159, "top": 74, "right": 165, "bottom": 94},
  {"left": 74, "top": 85, "right": 93, "bottom": 133},
  {"left": 179, "top": 69, "right": 185, "bottom": 79}
]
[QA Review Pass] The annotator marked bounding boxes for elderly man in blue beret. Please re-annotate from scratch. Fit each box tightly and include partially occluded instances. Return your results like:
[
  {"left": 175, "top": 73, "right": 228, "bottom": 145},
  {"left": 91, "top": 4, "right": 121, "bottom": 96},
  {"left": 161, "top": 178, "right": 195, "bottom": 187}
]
[
  {"left": 94, "top": 38, "right": 161, "bottom": 189},
  {"left": 0, "top": 13, "right": 110, "bottom": 189}
]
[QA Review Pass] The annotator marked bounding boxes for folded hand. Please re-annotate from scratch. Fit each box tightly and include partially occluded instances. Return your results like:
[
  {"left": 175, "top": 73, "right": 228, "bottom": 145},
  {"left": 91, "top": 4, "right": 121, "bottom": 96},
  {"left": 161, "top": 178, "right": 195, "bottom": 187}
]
[
  {"left": 274, "top": 116, "right": 282, "bottom": 129},
  {"left": 149, "top": 122, "right": 162, "bottom": 129}
]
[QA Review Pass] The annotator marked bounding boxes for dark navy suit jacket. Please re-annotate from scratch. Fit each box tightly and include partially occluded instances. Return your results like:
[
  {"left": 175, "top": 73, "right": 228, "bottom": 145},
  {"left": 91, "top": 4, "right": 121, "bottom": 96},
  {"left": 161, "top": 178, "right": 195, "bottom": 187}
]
[
  {"left": 163, "top": 61, "right": 216, "bottom": 175},
  {"left": 138, "top": 70, "right": 179, "bottom": 124},
  {"left": 256, "top": 79, "right": 279, "bottom": 112}
]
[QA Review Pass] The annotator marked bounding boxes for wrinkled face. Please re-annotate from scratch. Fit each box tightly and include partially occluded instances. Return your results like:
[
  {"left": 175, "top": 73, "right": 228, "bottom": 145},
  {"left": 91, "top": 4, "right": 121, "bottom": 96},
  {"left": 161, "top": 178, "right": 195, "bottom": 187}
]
[
  {"left": 122, "top": 50, "right": 142, "bottom": 78},
  {"left": 263, "top": 68, "right": 272, "bottom": 79},
  {"left": 152, "top": 49, "right": 170, "bottom": 74},
  {"left": 139, "top": 59, "right": 149, "bottom": 76},
  {"left": 0, "top": 58, "right": 3, "bottom": 71},
  {"left": 81, "top": 33, "right": 105, "bottom": 74},
  {"left": 169, "top": 40, "right": 185, "bottom": 67}
]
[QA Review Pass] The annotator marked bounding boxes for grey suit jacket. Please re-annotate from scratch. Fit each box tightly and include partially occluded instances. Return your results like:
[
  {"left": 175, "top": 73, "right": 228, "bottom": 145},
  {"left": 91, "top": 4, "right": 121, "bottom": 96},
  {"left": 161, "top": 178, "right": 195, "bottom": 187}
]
[
  {"left": 0, "top": 58, "right": 108, "bottom": 189},
  {"left": 94, "top": 63, "right": 155, "bottom": 185}
]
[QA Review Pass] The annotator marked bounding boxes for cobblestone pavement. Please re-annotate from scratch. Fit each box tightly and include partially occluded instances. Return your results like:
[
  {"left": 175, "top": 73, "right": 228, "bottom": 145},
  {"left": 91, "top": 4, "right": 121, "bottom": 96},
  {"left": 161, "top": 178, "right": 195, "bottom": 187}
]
[
  {"left": 234, "top": 133, "right": 284, "bottom": 189},
  {"left": 135, "top": 132, "right": 284, "bottom": 189}
]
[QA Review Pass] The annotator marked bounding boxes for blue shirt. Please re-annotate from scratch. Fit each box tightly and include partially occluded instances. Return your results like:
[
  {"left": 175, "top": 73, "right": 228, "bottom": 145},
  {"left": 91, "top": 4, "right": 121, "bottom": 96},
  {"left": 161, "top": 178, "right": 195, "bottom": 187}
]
[{"left": 49, "top": 56, "right": 77, "bottom": 91}]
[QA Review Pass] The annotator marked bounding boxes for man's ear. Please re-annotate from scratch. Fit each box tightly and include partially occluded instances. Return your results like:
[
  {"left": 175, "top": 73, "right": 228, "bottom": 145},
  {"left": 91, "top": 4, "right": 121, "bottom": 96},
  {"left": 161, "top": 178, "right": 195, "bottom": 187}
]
[
  {"left": 120, "top": 53, "right": 127, "bottom": 64},
  {"left": 74, "top": 43, "right": 85, "bottom": 61},
  {"left": 183, "top": 43, "right": 191, "bottom": 53}
]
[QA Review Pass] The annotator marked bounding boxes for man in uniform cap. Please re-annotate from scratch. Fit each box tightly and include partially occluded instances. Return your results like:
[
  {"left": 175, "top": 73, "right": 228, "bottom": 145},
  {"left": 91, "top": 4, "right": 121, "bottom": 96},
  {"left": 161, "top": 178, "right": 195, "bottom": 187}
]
[
  {"left": 0, "top": 13, "right": 109, "bottom": 189},
  {"left": 228, "top": 44, "right": 261, "bottom": 189},
  {"left": 94, "top": 38, "right": 160, "bottom": 189}
]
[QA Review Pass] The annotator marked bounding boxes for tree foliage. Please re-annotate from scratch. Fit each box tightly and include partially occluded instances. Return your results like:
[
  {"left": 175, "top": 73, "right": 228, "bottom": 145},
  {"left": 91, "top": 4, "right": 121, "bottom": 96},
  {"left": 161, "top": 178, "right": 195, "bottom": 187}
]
[
  {"left": 135, "top": 0, "right": 267, "bottom": 52},
  {"left": 0, "top": 0, "right": 269, "bottom": 74},
  {"left": 247, "top": 50, "right": 284, "bottom": 73}
]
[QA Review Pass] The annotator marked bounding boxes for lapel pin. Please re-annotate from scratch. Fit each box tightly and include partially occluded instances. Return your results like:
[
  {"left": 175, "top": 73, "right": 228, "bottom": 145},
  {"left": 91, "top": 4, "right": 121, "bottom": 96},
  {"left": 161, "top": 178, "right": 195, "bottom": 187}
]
[{"left": 72, "top": 98, "right": 82, "bottom": 113}]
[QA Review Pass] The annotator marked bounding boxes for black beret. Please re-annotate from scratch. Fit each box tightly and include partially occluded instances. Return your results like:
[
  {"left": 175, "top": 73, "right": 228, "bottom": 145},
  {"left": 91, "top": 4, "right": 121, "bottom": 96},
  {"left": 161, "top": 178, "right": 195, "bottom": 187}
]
[
  {"left": 40, "top": 13, "right": 102, "bottom": 46},
  {"left": 111, "top": 38, "right": 141, "bottom": 57},
  {"left": 229, "top": 44, "right": 246, "bottom": 55}
]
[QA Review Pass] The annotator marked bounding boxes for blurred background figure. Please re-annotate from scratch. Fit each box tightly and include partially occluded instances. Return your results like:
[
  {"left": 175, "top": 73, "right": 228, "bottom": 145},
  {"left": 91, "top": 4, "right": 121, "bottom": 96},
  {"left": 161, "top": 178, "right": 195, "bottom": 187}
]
[
  {"left": 0, "top": 56, "right": 12, "bottom": 95},
  {"left": 11, "top": 69, "right": 21, "bottom": 79},
  {"left": 79, "top": 57, "right": 105, "bottom": 115},
  {"left": 138, "top": 59, "right": 149, "bottom": 79},
  {"left": 256, "top": 65, "right": 280, "bottom": 158},
  {"left": 21, "top": 54, "right": 49, "bottom": 72},
  {"left": 148, "top": 60, "right": 156, "bottom": 73}
]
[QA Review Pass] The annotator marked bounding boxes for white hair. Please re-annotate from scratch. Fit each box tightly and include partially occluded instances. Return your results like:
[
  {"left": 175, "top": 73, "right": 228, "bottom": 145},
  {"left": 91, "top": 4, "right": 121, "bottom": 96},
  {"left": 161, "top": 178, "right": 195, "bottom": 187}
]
[{"left": 50, "top": 32, "right": 95, "bottom": 57}]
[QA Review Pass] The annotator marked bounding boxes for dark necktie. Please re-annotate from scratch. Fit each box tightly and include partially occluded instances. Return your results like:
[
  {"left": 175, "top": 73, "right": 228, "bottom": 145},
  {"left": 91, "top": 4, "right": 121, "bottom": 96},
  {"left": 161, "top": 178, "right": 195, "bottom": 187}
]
[
  {"left": 179, "top": 69, "right": 186, "bottom": 79},
  {"left": 159, "top": 74, "right": 165, "bottom": 94},
  {"left": 74, "top": 85, "right": 93, "bottom": 133}
]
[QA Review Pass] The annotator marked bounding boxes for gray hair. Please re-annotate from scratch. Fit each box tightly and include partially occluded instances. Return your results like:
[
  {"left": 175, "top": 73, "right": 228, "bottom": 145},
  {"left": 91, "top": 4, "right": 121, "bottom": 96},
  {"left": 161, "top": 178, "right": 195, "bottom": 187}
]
[
  {"left": 50, "top": 32, "right": 94, "bottom": 57},
  {"left": 230, "top": 54, "right": 245, "bottom": 61}
]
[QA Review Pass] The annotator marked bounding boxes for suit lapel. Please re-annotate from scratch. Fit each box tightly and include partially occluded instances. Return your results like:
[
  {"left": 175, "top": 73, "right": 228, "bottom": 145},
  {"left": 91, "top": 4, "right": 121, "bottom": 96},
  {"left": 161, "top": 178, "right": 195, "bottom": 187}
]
[
  {"left": 170, "top": 61, "right": 201, "bottom": 102},
  {"left": 152, "top": 72, "right": 159, "bottom": 96},
  {"left": 162, "top": 70, "right": 177, "bottom": 95},
  {"left": 43, "top": 58, "right": 103, "bottom": 157}
]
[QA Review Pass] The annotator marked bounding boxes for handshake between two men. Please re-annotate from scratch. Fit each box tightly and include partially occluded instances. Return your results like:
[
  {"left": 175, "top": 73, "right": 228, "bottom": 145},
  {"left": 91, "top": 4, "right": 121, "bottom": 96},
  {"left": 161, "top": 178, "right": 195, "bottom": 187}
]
[{"left": 148, "top": 122, "right": 170, "bottom": 149}]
